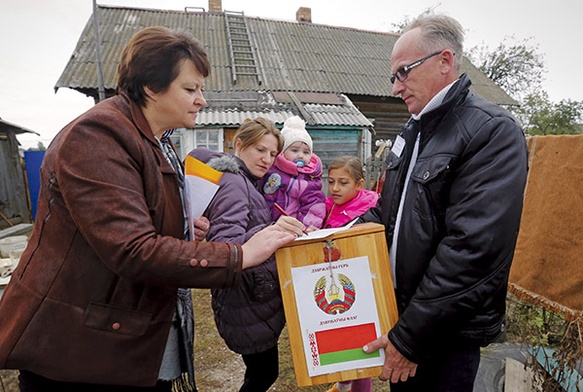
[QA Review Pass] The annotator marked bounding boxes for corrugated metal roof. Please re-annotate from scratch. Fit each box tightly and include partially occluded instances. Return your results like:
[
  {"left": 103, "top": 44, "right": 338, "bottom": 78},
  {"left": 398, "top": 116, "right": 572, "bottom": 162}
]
[
  {"left": 196, "top": 90, "right": 372, "bottom": 128},
  {"left": 56, "top": 5, "right": 516, "bottom": 106},
  {"left": 197, "top": 110, "right": 295, "bottom": 127},
  {"left": 0, "top": 118, "right": 39, "bottom": 135}
]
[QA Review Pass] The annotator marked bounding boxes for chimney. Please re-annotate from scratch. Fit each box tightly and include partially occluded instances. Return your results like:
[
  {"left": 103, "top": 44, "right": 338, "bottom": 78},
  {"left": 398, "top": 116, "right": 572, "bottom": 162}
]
[
  {"left": 296, "top": 7, "right": 312, "bottom": 23},
  {"left": 208, "top": 0, "right": 222, "bottom": 13}
]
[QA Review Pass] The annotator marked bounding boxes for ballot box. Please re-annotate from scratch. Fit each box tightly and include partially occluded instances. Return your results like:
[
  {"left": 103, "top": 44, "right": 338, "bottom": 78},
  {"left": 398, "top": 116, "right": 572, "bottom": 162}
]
[{"left": 275, "top": 222, "right": 398, "bottom": 387}]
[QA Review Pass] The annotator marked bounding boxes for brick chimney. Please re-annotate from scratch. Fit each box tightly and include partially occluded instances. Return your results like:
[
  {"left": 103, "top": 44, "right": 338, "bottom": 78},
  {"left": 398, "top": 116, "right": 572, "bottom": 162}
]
[
  {"left": 208, "top": 0, "right": 222, "bottom": 13},
  {"left": 296, "top": 7, "right": 312, "bottom": 23}
]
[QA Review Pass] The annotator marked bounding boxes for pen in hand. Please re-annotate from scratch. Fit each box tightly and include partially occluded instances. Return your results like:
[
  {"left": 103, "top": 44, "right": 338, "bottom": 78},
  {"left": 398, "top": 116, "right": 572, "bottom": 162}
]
[{"left": 273, "top": 203, "right": 309, "bottom": 235}]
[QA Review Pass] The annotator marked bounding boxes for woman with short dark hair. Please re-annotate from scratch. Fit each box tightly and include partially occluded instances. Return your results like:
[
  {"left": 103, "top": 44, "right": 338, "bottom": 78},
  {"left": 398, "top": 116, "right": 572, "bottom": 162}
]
[{"left": 0, "top": 26, "right": 303, "bottom": 392}]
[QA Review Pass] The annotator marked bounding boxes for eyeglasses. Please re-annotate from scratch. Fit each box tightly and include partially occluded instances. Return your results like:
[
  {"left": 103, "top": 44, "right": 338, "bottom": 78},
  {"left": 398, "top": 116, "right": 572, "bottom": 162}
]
[{"left": 390, "top": 51, "right": 443, "bottom": 84}]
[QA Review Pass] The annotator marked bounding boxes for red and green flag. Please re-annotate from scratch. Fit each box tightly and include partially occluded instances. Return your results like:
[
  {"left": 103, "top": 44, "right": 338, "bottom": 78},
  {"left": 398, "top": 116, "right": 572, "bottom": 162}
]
[{"left": 315, "top": 323, "right": 380, "bottom": 366}]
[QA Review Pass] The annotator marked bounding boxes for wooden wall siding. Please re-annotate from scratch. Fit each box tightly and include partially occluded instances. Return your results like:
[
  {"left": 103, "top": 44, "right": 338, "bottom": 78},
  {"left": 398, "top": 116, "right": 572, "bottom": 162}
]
[
  {"left": 349, "top": 95, "right": 411, "bottom": 150},
  {"left": 0, "top": 134, "right": 31, "bottom": 225},
  {"left": 309, "top": 129, "right": 360, "bottom": 169},
  {"left": 223, "top": 128, "right": 237, "bottom": 153},
  {"left": 309, "top": 129, "right": 360, "bottom": 195}
]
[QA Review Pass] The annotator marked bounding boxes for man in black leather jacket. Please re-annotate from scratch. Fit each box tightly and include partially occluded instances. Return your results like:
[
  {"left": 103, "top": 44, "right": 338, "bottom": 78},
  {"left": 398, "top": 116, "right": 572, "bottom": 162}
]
[{"left": 360, "top": 14, "right": 528, "bottom": 392}]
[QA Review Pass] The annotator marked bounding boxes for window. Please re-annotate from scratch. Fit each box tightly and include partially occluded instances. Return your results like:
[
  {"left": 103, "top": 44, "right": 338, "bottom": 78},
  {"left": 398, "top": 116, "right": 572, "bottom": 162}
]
[
  {"left": 169, "top": 128, "right": 223, "bottom": 160},
  {"left": 194, "top": 130, "right": 221, "bottom": 151},
  {"left": 169, "top": 132, "right": 185, "bottom": 160}
]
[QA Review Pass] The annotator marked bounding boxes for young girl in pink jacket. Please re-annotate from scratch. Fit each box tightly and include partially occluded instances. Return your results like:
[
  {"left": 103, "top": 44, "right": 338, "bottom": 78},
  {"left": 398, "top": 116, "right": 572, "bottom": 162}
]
[
  {"left": 323, "top": 156, "right": 379, "bottom": 229},
  {"left": 323, "top": 155, "right": 379, "bottom": 392}
]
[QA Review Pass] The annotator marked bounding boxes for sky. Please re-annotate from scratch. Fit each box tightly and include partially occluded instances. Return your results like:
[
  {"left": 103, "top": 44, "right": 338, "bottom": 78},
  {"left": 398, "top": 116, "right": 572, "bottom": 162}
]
[{"left": 2, "top": 0, "right": 582, "bottom": 149}]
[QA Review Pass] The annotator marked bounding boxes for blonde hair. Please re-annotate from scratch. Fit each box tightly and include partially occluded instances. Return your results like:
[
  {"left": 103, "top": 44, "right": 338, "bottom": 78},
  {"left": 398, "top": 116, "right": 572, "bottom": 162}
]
[
  {"left": 328, "top": 156, "right": 364, "bottom": 182},
  {"left": 234, "top": 117, "right": 284, "bottom": 153}
]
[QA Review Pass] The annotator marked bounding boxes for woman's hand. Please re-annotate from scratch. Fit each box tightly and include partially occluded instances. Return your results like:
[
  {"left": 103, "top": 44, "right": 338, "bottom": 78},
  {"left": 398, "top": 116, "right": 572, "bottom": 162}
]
[
  {"left": 274, "top": 215, "right": 306, "bottom": 235},
  {"left": 241, "top": 219, "right": 304, "bottom": 269},
  {"left": 192, "top": 217, "right": 210, "bottom": 241},
  {"left": 305, "top": 225, "right": 319, "bottom": 233}
]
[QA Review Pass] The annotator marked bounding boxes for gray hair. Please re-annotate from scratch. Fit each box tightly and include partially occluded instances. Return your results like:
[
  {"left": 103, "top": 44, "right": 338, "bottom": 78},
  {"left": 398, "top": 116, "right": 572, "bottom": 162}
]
[{"left": 405, "top": 14, "right": 465, "bottom": 71}]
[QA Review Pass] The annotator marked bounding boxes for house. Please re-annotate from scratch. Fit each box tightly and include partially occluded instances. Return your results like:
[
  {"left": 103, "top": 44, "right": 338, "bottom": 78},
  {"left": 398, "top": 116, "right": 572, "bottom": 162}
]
[
  {"left": 193, "top": 90, "right": 373, "bottom": 164},
  {"left": 0, "top": 118, "right": 38, "bottom": 227},
  {"left": 55, "top": 1, "right": 515, "bottom": 177}
]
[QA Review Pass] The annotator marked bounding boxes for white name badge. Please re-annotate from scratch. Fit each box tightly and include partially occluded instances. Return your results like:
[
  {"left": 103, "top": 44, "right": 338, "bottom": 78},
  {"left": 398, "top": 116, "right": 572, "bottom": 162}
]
[{"left": 391, "top": 135, "right": 405, "bottom": 158}]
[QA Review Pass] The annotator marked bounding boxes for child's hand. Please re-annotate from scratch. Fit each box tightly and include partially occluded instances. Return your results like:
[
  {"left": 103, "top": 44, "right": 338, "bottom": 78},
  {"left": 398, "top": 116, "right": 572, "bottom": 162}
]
[{"left": 305, "top": 225, "right": 319, "bottom": 233}]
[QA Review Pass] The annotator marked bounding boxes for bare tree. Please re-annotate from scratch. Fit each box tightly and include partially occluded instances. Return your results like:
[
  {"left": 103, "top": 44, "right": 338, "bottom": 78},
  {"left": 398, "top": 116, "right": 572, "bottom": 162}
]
[{"left": 467, "top": 36, "right": 546, "bottom": 101}]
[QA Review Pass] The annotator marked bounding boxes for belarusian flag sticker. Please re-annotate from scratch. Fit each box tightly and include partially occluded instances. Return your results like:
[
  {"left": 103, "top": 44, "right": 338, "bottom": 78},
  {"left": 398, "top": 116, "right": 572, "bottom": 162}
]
[{"left": 291, "top": 256, "right": 385, "bottom": 376}]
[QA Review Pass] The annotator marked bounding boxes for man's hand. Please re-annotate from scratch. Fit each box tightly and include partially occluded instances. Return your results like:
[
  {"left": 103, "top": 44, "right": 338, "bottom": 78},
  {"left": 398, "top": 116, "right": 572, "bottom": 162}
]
[{"left": 363, "top": 334, "right": 418, "bottom": 383}]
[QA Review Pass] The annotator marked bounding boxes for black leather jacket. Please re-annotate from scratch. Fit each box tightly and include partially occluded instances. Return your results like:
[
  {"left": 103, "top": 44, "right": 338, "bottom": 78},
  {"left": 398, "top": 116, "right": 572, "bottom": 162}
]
[{"left": 360, "top": 74, "right": 528, "bottom": 362}]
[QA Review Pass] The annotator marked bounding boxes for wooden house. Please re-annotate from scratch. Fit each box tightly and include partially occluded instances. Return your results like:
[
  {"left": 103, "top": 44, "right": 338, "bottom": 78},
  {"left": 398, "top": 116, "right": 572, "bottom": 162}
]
[
  {"left": 0, "top": 118, "right": 38, "bottom": 227},
  {"left": 55, "top": 2, "right": 515, "bottom": 180}
]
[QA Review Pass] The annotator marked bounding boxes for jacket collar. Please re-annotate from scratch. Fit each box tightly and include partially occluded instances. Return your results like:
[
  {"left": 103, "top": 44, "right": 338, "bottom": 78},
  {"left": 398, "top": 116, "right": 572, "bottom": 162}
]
[
  {"left": 232, "top": 155, "right": 261, "bottom": 185},
  {"left": 116, "top": 93, "right": 160, "bottom": 147},
  {"left": 418, "top": 73, "right": 472, "bottom": 128}
]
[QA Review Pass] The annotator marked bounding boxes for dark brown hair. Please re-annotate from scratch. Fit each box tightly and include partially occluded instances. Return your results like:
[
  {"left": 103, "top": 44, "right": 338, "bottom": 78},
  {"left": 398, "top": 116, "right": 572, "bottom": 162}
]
[
  {"left": 328, "top": 155, "right": 365, "bottom": 182},
  {"left": 117, "top": 26, "right": 211, "bottom": 106}
]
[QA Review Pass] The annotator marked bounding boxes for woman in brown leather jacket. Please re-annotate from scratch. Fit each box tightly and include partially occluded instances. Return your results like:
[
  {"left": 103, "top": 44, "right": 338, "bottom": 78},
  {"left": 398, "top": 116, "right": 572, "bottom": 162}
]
[{"left": 0, "top": 26, "right": 304, "bottom": 392}]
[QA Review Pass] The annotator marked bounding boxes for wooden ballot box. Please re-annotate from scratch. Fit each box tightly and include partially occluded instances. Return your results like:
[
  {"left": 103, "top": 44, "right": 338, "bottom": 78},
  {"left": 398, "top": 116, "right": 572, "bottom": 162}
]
[{"left": 275, "top": 222, "right": 398, "bottom": 387}]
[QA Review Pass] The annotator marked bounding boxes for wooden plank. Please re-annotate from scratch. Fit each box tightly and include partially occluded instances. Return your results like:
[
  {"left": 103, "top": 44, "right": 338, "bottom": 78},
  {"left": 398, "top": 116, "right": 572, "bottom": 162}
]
[
  {"left": 0, "top": 223, "right": 33, "bottom": 239},
  {"left": 505, "top": 357, "right": 535, "bottom": 392},
  {"left": 528, "top": 346, "right": 583, "bottom": 392}
]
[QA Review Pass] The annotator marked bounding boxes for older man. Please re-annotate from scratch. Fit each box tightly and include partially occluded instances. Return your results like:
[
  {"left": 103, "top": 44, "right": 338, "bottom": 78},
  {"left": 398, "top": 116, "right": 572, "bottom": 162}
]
[{"left": 360, "top": 14, "right": 528, "bottom": 392}]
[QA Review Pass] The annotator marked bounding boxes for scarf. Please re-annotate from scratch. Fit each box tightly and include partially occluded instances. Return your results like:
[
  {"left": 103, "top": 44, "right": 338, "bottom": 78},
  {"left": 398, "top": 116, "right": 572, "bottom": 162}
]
[{"left": 157, "top": 130, "right": 197, "bottom": 392}]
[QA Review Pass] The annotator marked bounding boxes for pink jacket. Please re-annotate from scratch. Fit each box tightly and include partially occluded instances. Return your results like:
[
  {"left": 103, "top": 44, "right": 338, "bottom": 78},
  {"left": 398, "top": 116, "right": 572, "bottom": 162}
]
[
  {"left": 324, "top": 189, "right": 379, "bottom": 228},
  {"left": 261, "top": 153, "right": 326, "bottom": 228}
]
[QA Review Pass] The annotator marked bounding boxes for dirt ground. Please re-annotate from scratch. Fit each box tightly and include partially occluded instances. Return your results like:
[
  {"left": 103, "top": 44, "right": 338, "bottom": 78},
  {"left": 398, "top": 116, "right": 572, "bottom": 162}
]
[
  {"left": 1, "top": 290, "right": 576, "bottom": 391},
  {"left": 191, "top": 289, "right": 391, "bottom": 391},
  {"left": 0, "top": 289, "right": 390, "bottom": 391},
  {"left": 0, "top": 290, "right": 550, "bottom": 391}
]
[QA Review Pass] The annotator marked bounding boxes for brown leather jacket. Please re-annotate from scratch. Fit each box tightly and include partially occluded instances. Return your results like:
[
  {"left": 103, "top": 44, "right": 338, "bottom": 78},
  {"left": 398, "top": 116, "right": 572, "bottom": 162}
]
[{"left": 0, "top": 94, "right": 242, "bottom": 386}]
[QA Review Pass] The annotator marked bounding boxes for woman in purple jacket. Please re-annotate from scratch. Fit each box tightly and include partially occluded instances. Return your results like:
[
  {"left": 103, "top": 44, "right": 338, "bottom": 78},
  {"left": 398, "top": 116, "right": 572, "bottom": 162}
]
[{"left": 188, "top": 118, "right": 297, "bottom": 392}]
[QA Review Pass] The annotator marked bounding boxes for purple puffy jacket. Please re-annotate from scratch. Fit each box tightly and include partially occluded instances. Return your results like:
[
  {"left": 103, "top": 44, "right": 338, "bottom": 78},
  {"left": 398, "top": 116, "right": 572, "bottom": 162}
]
[
  {"left": 260, "top": 153, "right": 326, "bottom": 228},
  {"left": 188, "top": 147, "right": 284, "bottom": 355}
]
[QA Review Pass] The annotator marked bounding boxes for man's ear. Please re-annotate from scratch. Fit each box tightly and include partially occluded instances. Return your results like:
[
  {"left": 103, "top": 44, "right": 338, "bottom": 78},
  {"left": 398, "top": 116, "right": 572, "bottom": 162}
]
[{"left": 441, "top": 50, "right": 456, "bottom": 73}]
